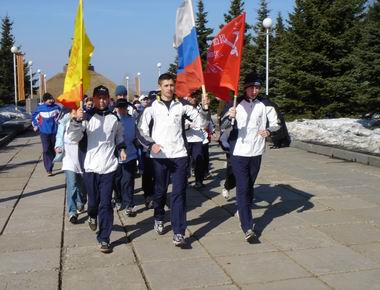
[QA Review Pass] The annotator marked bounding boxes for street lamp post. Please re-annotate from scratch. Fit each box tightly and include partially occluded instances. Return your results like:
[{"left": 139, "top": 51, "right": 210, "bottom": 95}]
[
  {"left": 11, "top": 46, "right": 18, "bottom": 110},
  {"left": 136, "top": 72, "right": 141, "bottom": 96},
  {"left": 263, "top": 17, "right": 273, "bottom": 96},
  {"left": 157, "top": 62, "right": 162, "bottom": 77},
  {"left": 44, "top": 74, "right": 47, "bottom": 93},
  {"left": 125, "top": 76, "right": 130, "bottom": 101},
  {"left": 37, "top": 69, "right": 42, "bottom": 102},
  {"left": 28, "top": 60, "right": 33, "bottom": 99}
]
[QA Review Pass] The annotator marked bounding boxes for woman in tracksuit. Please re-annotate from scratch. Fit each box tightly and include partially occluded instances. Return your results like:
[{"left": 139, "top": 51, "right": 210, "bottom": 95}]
[
  {"left": 221, "top": 72, "right": 280, "bottom": 242},
  {"left": 137, "top": 73, "right": 210, "bottom": 247},
  {"left": 66, "top": 85, "right": 126, "bottom": 253},
  {"left": 32, "top": 93, "right": 61, "bottom": 176}
]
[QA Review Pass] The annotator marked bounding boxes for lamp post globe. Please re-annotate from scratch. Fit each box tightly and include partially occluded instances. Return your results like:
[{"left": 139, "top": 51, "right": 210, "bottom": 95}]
[
  {"left": 28, "top": 60, "right": 33, "bottom": 66},
  {"left": 11, "top": 46, "right": 18, "bottom": 54},
  {"left": 263, "top": 17, "right": 273, "bottom": 29}
]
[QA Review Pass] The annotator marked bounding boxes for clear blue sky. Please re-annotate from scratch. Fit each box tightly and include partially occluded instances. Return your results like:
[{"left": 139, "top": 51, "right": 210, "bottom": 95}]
[{"left": 0, "top": 0, "right": 294, "bottom": 92}]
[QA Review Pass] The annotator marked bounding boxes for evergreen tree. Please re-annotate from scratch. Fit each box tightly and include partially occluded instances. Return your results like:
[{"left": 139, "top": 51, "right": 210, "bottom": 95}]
[
  {"left": 167, "top": 56, "right": 178, "bottom": 77},
  {"left": 273, "top": 0, "right": 366, "bottom": 119},
  {"left": 271, "top": 12, "right": 286, "bottom": 98},
  {"left": 0, "top": 15, "right": 15, "bottom": 103},
  {"left": 353, "top": 0, "right": 380, "bottom": 113},
  {"left": 195, "top": 0, "right": 213, "bottom": 70}
]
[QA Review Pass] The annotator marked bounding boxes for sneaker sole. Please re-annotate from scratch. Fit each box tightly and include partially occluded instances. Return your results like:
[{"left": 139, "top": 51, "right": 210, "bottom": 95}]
[
  {"left": 245, "top": 233, "right": 256, "bottom": 242},
  {"left": 98, "top": 246, "right": 112, "bottom": 253},
  {"left": 88, "top": 222, "right": 97, "bottom": 231},
  {"left": 155, "top": 229, "right": 164, "bottom": 235},
  {"left": 173, "top": 240, "right": 186, "bottom": 247},
  {"left": 69, "top": 217, "right": 77, "bottom": 224}
]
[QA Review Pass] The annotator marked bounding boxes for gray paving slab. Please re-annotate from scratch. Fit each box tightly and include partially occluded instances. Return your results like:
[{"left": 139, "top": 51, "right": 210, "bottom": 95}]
[
  {"left": 62, "top": 265, "right": 146, "bottom": 290},
  {"left": 141, "top": 257, "right": 232, "bottom": 290},
  {"left": 345, "top": 207, "right": 380, "bottom": 223},
  {"left": 286, "top": 245, "right": 379, "bottom": 275},
  {"left": 316, "top": 223, "right": 380, "bottom": 245},
  {"left": 0, "top": 230, "right": 61, "bottom": 253},
  {"left": 317, "top": 196, "right": 378, "bottom": 210},
  {"left": 350, "top": 243, "right": 380, "bottom": 264},
  {"left": 216, "top": 252, "right": 311, "bottom": 285},
  {"left": 0, "top": 248, "right": 60, "bottom": 274},
  {"left": 261, "top": 226, "right": 339, "bottom": 251},
  {"left": 0, "top": 270, "right": 59, "bottom": 290},
  {"left": 242, "top": 278, "right": 332, "bottom": 290},
  {"left": 186, "top": 285, "right": 239, "bottom": 290},
  {"left": 133, "top": 236, "right": 209, "bottom": 262},
  {"left": 4, "top": 213, "right": 63, "bottom": 234},
  {"left": 63, "top": 244, "right": 136, "bottom": 270},
  {"left": 320, "top": 268, "right": 380, "bottom": 290},
  {"left": 294, "top": 210, "right": 364, "bottom": 226},
  {"left": 197, "top": 232, "right": 276, "bottom": 257}
]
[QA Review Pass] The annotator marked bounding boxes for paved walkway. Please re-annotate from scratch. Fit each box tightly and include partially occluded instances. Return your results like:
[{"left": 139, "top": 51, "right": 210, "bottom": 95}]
[{"left": 1, "top": 130, "right": 380, "bottom": 290}]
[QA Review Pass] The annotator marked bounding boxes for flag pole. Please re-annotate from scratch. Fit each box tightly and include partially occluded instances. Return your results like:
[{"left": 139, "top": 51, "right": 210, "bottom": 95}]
[
  {"left": 188, "top": 0, "right": 208, "bottom": 110},
  {"left": 231, "top": 94, "right": 237, "bottom": 125},
  {"left": 201, "top": 84, "right": 208, "bottom": 110}
]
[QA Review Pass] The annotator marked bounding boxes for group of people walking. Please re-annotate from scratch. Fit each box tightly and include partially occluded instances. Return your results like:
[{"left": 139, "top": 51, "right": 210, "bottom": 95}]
[{"left": 31, "top": 71, "right": 281, "bottom": 253}]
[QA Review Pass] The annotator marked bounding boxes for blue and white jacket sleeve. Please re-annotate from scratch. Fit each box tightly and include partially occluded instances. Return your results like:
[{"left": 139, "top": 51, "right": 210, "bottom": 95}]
[
  {"left": 137, "top": 107, "right": 155, "bottom": 150},
  {"left": 31, "top": 105, "right": 41, "bottom": 129}
]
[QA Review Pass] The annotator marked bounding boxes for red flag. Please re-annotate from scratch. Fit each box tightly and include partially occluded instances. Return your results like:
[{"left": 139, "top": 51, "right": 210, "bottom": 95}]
[{"left": 204, "top": 13, "right": 245, "bottom": 101}]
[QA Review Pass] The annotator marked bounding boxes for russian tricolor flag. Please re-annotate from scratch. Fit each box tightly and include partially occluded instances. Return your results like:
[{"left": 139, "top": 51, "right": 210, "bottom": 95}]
[{"left": 174, "top": 0, "right": 204, "bottom": 98}]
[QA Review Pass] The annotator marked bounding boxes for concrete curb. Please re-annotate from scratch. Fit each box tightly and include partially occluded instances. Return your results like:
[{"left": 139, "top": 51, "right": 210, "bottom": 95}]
[{"left": 290, "top": 140, "right": 380, "bottom": 168}]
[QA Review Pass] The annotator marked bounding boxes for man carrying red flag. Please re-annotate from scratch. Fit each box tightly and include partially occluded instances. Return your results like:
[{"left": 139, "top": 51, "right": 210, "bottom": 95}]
[{"left": 220, "top": 72, "right": 280, "bottom": 242}]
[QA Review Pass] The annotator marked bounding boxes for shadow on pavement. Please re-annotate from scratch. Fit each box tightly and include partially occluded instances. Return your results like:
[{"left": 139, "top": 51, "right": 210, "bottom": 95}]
[{"left": 0, "top": 184, "right": 65, "bottom": 203}]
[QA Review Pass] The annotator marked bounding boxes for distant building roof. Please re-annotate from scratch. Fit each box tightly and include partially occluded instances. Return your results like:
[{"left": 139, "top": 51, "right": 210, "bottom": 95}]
[{"left": 46, "top": 69, "right": 117, "bottom": 99}]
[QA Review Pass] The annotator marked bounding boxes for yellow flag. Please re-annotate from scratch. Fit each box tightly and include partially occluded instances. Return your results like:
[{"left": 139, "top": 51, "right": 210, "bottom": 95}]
[{"left": 57, "top": 0, "right": 94, "bottom": 109}]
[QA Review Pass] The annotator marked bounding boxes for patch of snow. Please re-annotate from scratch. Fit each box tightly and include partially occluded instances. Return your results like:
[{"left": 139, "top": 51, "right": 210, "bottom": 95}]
[
  {"left": 0, "top": 105, "right": 31, "bottom": 125},
  {"left": 288, "top": 118, "right": 380, "bottom": 155}
]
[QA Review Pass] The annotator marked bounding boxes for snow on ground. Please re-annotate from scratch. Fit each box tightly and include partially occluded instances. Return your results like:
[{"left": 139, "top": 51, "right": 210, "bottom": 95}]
[
  {"left": 288, "top": 118, "right": 380, "bottom": 155},
  {"left": 0, "top": 105, "right": 31, "bottom": 125}
]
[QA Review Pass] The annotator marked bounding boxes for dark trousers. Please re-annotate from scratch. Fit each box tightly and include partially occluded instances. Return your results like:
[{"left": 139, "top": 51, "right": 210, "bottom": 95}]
[
  {"left": 142, "top": 154, "right": 154, "bottom": 199},
  {"left": 224, "top": 153, "right": 236, "bottom": 190},
  {"left": 153, "top": 157, "right": 188, "bottom": 235},
  {"left": 119, "top": 159, "right": 136, "bottom": 209},
  {"left": 230, "top": 155, "right": 262, "bottom": 233},
  {"left": 202, "top": 143, "right": 210, "bottom": 176},
  {"left": 84, "top": 171, "right": 115, "bottom": 243},
  {"left": 40, "top": 133, "right": 56, "bottom": 173},
  {"left": 188, "top": 142, "right": 204, "bottom": 183}
]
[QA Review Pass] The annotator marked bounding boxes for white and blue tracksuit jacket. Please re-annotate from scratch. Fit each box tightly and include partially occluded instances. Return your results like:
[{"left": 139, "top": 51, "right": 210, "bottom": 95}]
[
  {"left": 32, "top": 103, "right": 61, "bottom": 134},
  {"left": 221, "top": 96, "right": 280, "bottom": 157},
  {"left": 66, "top": 109, "right": 125, "bottom": 174},
  {"left": 137, "top": 97, "right": 210, "bottom": 159}
]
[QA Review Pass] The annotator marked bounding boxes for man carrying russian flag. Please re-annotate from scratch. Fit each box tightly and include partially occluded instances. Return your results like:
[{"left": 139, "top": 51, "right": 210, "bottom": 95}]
[{"left": 136, "top": 0, "right": 209, "bottom": 248}]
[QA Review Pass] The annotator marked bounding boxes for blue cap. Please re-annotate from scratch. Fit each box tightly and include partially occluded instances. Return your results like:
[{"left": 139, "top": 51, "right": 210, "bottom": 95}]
[{"left": 115, "top": 85, "right": 128, "bottom": 96}]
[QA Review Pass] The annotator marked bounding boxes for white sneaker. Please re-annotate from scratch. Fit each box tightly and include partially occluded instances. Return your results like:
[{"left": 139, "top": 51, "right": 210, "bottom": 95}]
[{"left": 222, "top": 188, "right": 230, "bottom": 199}]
